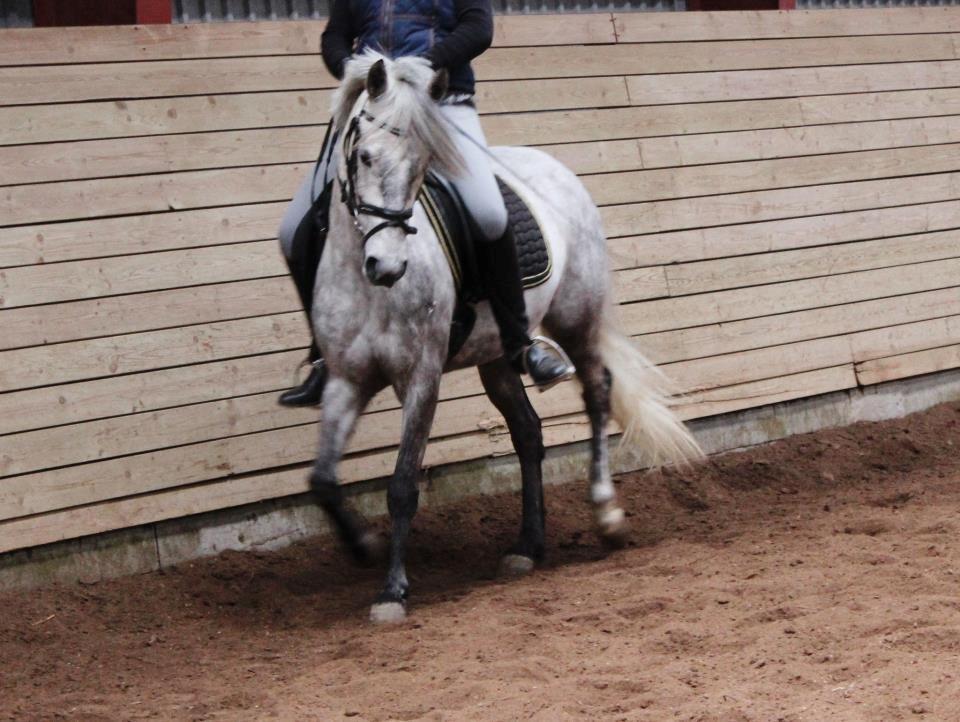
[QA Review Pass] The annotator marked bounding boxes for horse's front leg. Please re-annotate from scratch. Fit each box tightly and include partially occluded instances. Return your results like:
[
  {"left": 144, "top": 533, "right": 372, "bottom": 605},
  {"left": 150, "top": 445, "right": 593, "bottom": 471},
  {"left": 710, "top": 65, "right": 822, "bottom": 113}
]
[
  {"left": 310, "top": 376, "right": 380, "bottom": 564},
  {"left": 370, "top": 366, "right": 443, "bottom": 624}
]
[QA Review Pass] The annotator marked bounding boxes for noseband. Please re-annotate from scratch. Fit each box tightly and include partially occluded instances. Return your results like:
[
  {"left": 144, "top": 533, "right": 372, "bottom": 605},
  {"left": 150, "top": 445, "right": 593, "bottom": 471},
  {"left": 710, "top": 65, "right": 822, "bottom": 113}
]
[{"left": 340, "top": 105, "right": 418, "bottom": 245}]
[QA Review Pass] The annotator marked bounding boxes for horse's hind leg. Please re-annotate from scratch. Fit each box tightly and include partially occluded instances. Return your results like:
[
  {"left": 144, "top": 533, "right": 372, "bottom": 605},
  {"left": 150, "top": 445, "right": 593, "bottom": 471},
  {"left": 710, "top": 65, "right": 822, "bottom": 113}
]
[
  {"left": 478, "top": 359, "right": 546, "bottom": 576},
  {"left": 567, "top": 344, "right": 629, "bottom": 546},
  {"left": 310, "top": 377, "right": 381, "bottom": 564}
]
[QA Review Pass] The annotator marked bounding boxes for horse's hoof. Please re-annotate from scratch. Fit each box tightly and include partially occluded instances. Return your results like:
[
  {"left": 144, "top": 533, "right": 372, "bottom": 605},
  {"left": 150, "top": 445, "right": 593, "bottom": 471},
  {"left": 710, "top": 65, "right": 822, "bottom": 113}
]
[
  {"left": 595, "top": 501, "right": 629, "bottom": 548},
  {"left": 370, "top": 601, "right": 407, "bottom": 625},
  {"left": 499, "top": 553, "right": 535, "bottom": 577}
]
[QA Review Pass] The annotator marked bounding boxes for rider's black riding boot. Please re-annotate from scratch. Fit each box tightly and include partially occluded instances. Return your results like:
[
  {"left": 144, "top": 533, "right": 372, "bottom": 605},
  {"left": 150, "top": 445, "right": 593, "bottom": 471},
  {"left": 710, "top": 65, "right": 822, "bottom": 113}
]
[
  {"left": 481, "top": 226, "right": 574, "bottom": 389},
  {"left": 278, "top": 183, "right": 331, "bottom": 408},
  {"left": 278, "top": 342, "right": 327, "bottom": 408}
]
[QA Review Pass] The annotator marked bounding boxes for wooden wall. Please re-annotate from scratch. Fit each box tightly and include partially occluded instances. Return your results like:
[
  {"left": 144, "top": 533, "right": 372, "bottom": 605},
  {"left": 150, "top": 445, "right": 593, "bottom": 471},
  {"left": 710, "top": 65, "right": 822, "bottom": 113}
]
[{"left": 2, "top": 8, "right": 960, "bottom": 554}]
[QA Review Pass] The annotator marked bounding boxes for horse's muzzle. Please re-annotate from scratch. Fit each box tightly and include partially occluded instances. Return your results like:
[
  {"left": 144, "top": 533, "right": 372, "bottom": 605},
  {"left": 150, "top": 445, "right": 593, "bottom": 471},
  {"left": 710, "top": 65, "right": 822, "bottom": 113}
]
[{"left": 364, "top": 256, "right": 407, "bottom": 287}]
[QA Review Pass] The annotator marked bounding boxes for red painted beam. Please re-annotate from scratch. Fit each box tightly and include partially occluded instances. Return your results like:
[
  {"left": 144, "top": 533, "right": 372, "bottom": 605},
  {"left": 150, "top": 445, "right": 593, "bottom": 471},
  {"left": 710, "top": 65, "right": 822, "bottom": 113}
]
[
  {"left": 32, "top": 0, "right": 171, "bottom": 25},
  {"left": 136, "top": 0, "right": 172, "bottom": 24}
]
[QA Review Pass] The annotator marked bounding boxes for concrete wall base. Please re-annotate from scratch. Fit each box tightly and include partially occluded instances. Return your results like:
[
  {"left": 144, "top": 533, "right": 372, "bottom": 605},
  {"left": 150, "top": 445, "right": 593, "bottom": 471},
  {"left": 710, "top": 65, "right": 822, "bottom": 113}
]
[{"left": 4, "top": 368, "right": 960, "bottom": 591}]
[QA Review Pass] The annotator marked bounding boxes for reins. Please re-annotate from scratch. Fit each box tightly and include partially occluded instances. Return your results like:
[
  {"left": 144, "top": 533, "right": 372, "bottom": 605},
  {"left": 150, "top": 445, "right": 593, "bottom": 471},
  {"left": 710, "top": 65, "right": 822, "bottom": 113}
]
[{"left": 339, "top": 105, "right": 418, "bottom": 245}]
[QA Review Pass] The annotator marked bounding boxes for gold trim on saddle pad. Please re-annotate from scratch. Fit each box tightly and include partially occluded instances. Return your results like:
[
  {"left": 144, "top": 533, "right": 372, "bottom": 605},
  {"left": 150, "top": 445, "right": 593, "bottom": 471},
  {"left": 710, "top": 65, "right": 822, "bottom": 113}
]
[{"left": 416, "top": 174, "right": 552, "bottom": 295}]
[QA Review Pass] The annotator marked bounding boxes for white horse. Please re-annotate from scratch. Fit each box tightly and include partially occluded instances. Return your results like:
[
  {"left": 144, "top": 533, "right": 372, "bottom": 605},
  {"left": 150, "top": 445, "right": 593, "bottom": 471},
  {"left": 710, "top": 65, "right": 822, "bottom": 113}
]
[{"left": 307, "top": 52, "right": 703, "bottom": 623}]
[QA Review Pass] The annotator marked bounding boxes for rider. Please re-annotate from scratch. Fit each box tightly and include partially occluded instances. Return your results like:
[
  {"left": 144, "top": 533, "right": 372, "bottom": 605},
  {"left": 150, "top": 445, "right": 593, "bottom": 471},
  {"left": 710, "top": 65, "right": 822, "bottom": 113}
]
[{"left": 276, "top": 0, "right": 574, "bottom": 407}]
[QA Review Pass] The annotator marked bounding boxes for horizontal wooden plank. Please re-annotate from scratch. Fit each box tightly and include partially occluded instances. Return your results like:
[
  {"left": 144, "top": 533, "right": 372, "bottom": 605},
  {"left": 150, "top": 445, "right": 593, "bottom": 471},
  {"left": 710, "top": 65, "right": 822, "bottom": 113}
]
[
  {"left": 6, "top": 230, "right": 928, "bottom": 380},
  {"left": 11, "top": 282, "right": 952, "bottom": 482},
  {"left": 3, "top": 251, "right": 956, "bottom": 395},
  {"left": 1, "top": 163, "right": 306, "bottom": 227},
  {"left": 0, "top": 329, "right": 861, "bottom": 519},
  {"left": 0, "top": 15, "right": 616, "bottom": 67},
  {"left": 0, "top": 350, "right": 302, "bottom": 436},
  {"left": 584, "top": 143, "right": 960, "bottom": 207},
  {"left": 1, "top": 277, "right": 299, "bottom": 351},
  {"left": 601, "top": 171, "right": 960, "bottom": 238},
  {"left": 0, "top": 126, "right": 325, "bottom": 187},
  {"left": 1, "top": 78, "right": 630, "bottom": 185},
  {"left": 850, "top": 314, "right": 960, "bottom": 363},
  {"left": 482, "top": 34, "right": 960, "bottom": 82},
  {"left": 0, "top": 335, "right": 886, "bottom": 551},
  {"left": 0, "top": 56, "right": 337, "bottom": 107},
  {"left": 622, "top": 257, "right": 960, "bottom": 335},
  {"left": 0, "top": 90, "right": 331, "bottom": 147},
  {"left": 0, "top": 203, "right": 283, "bottom": 269},
  {"left": 10, "top": 109, "right": 960, "bottom": 190},
  {"left": 666, "top": 336, "right": 853, "bottom": 394},
  {"left": 628, "top": 60, "right": 960, "bottom": 106},
  {"left": 674, "top": 365, "right": 856, "bottom": 421},
  {"left": 0, "top": 312, "right": 307, "bottom": 393},
  {"left": 634, "top": 115, "right": 960, "bottom": 171},
  {"left": 608, "top": 199, "right": 960, "bottom": 270},
  {"left": 489, "top": 87, "right": 960, "bottom": 153},
  {"left": 0, "top": 74, "right": 628, "bottom": 147},
  {"left": 640, "top": 287, "right": 960, "bottom": 367},
  {"left": 8, "top": 277, "right": 954, "bottom": 447},
  {"left": 0, "top": 241, "right": 285, "bottom": 309},
  {"left": 614, "top": 8, "right": 960, "bottom": 42},
  {"left": 8, "top": 82, "right": 960, "bottom": 152},
  {"left": 10, "top": 140, "right": 958, "bottom": 231},
  {"left": 658, "top": 229, "right": 960, "bottom": 298},
  {"left": 0, "top": 349, "right": 479, "bottom": 438},
  {"left": 0, "top": 358, "right": 865, "bottom": 553},
  {"left": 5, "top": 35, "right": 956, "bottom": 108},
  {"left": 856, "top": 344, "right": 960, "bottom": 386},
  {"left": 0, "top": 414, "right": 597, "bottom": 554},
  {"left": 0, "top": 380, "right": 584, "bottom": 515}
]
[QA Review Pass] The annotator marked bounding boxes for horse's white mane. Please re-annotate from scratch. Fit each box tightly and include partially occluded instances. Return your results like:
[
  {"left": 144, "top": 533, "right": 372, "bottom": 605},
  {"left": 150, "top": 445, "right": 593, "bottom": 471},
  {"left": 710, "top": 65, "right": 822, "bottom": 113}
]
[{"left": 331, "top": 51, "right": 464, "bottom": 177}]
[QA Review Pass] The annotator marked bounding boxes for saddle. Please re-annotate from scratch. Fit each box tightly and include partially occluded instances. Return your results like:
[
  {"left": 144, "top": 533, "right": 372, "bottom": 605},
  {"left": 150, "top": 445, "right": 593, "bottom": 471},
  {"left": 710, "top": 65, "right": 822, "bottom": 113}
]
[{"left": 417, "top": 171, "right": 553, "bottom": 357}]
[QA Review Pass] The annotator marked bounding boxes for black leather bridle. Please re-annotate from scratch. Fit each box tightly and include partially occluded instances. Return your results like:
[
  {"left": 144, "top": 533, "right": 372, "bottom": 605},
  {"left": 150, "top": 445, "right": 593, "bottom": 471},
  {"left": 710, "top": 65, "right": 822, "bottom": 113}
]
[{"left": 339, "top": 105, "right": 419, "bottom": 245}]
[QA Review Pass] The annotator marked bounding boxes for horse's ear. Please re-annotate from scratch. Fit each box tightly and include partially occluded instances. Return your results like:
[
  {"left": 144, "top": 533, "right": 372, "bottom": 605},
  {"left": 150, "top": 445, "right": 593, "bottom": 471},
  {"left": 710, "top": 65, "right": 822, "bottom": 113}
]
[
  {"left": 428, "top": 68, "right": 449, "bottom": 102},
  {"left": 366, "top": 59, "right": 388, "bottom": 100}
]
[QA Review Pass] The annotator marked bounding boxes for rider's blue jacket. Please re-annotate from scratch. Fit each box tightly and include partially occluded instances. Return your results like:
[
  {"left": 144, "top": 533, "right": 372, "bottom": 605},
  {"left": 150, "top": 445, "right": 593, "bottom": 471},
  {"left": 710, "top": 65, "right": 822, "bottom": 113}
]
[{"left": 321, "top": 0, "right": 492, "bottom": 96}]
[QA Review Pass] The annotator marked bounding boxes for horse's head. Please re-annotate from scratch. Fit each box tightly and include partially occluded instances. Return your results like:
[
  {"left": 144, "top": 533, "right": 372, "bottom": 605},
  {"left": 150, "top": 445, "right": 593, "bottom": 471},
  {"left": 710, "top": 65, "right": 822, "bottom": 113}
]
[{"left": 332, "top": 52, "right": 464, "bottom": 287}]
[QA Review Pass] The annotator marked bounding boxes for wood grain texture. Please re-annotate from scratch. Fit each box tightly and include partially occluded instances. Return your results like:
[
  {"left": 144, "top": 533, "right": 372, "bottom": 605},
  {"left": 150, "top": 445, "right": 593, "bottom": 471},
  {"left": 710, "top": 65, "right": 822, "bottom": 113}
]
[
  {"left": 614, "top": 8, "right": 960, "bottom": 42},
  {"left": 0, "top": 203, "right": 284, "bottom": 269},
  {"left": 0, "top": 14, "right": 616, "bottom": 67},
  {"left": 628, "top": 60, "right": 960, "bottom": 106},
  {"left": 856, "top": 344, "right": 960, "bottom": 386}
]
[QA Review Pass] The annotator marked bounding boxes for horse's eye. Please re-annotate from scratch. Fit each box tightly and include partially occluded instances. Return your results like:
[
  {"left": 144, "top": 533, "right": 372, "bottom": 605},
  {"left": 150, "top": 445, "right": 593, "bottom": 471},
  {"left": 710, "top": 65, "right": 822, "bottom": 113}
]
[{"left": 359, "top": 150, "right": 373, "bottom": 168}]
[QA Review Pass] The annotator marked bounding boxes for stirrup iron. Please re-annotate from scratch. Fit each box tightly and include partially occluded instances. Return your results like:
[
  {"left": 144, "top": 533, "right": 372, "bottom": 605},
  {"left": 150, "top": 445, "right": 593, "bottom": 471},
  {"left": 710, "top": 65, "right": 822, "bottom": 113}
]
[{"left": 291, "top": 356, "right": 325, "bottom": 386}]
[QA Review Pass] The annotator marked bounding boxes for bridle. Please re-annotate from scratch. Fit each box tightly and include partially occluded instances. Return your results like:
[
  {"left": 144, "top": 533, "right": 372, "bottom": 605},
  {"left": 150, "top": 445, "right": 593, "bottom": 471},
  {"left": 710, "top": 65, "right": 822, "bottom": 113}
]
[{"left": 339, "top": 104, "right": 419, "bottom": 245}]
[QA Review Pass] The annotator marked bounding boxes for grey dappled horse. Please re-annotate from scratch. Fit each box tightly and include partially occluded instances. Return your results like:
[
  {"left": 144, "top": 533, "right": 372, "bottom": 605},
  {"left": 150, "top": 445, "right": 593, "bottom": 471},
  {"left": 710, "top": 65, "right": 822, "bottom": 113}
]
[{"left": 309, "top": 53, "right": 703, "bottom": 623}]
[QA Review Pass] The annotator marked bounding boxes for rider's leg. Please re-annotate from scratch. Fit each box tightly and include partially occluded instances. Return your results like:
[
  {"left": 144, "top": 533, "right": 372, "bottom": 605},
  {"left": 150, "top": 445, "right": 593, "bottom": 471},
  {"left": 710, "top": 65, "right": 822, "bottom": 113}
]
[
  {"left": 440, "top": 102, "right": 573, "bottom": 388},
  {"left": 276, "top": 136, "right": 337, "bottom": 407}
]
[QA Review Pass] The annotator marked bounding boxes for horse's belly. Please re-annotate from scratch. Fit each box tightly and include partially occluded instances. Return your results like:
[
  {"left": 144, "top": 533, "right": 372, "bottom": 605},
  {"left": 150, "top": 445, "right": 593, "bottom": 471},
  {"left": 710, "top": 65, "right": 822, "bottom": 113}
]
[{"left": 445, "top": 275, "right": 560, "bottom": 371}]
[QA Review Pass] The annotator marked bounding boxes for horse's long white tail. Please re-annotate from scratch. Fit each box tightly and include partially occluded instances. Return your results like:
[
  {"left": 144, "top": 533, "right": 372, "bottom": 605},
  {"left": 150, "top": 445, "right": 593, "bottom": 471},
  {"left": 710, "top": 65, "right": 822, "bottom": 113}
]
[{"left": 599, "top": 316, "right": 705, "bottom": 468}]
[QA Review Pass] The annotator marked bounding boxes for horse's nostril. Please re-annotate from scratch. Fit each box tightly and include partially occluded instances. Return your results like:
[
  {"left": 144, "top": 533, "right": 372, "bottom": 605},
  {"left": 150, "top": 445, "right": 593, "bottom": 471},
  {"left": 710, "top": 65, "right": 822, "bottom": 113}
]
[{"left": 364, "top": 256, "right": 379, "bottom": 279}]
